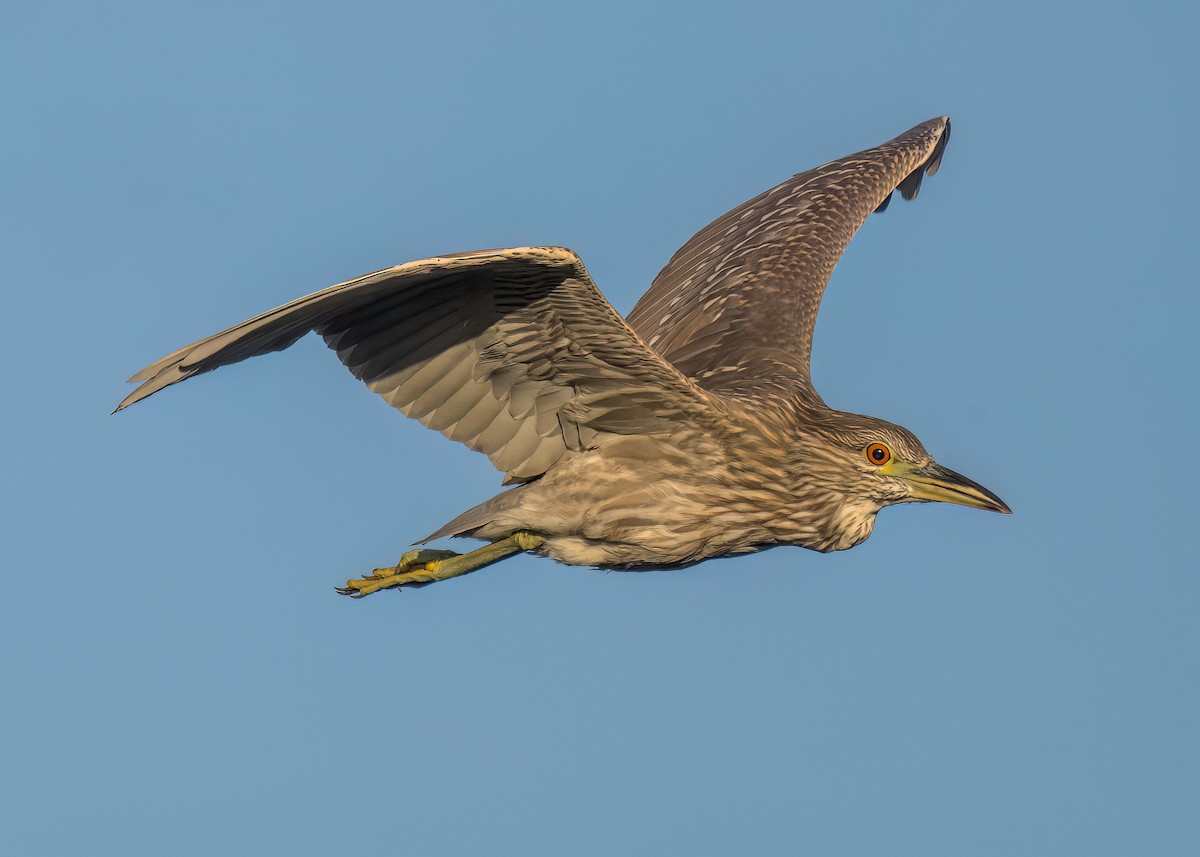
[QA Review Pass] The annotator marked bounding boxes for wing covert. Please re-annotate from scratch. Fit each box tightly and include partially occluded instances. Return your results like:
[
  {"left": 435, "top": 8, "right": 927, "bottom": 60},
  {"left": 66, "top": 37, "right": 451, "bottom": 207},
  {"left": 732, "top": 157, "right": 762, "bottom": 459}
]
[{"left": 625, "top": 117, "right": 951, "bottom": 402}]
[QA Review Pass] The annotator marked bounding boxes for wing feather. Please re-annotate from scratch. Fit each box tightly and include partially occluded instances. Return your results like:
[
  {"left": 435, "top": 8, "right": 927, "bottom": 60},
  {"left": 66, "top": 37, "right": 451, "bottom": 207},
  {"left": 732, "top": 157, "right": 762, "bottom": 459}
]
[
  {"left": 626, "top": 117, "right": 951, "bottom": 401},
  {"left": 118, "top": 247, "right": 718, "bottom": 483}
]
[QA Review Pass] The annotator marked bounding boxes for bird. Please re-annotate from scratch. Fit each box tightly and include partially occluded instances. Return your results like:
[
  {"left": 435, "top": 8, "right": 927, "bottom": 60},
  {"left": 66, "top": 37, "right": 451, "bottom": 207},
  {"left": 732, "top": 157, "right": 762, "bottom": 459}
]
[{"left": 117, "top": 116, "right": 1009, "bottom": 597}]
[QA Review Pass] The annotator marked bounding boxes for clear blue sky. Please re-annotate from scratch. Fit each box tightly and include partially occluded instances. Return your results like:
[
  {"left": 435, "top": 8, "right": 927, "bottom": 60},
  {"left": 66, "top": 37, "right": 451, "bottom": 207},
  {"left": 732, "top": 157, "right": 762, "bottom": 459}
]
[{"left": 3, "top": 1, "right": 1195, "bottom": 854}]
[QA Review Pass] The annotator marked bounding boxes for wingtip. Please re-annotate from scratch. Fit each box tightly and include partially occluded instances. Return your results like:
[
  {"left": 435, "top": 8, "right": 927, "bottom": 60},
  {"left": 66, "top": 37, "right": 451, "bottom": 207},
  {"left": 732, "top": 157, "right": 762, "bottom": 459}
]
[
  {"left": 925, "top": 116, "right": 951, "bottom": 177},
  {"left": 112, "top": 391, "right": 139, "bottom": 414},
  {"left": 893, "top": 116, "right": 951, "bottom": 201},
  {"left": 113, "top": 375, "right": 169, "bottom": 413}
]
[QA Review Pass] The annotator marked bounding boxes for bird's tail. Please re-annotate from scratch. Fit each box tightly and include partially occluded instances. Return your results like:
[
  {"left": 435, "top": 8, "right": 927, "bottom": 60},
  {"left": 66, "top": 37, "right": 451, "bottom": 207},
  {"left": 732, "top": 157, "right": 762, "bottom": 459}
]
[{"left": 418, "top": 484, "right": 530, "bottom": 544}]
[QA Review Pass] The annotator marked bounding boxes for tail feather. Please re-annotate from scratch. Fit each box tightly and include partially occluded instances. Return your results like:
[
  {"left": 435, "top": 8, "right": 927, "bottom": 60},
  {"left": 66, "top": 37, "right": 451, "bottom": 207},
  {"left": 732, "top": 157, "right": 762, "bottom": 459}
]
[{"left": 418, "top": 484, "right": 530, "bottom": 544}]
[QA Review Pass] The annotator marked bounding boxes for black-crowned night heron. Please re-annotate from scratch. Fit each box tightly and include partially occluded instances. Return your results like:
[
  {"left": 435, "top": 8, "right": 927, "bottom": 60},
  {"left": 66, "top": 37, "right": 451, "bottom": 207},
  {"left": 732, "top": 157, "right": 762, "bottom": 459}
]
[{"left": 117, "top": 116, "right": 1009, "bottom": 596}]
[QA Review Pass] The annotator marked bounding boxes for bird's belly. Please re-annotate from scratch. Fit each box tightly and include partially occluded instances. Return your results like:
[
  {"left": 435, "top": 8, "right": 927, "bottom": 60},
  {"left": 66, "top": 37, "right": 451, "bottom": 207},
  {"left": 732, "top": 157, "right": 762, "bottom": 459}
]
[
  {"left": 538, "top": 528, "right": 743, "bottom": 570},
  {"left": 533, "top": 494, "right": 730, "bottom": 568},
  {"left": 512, "top": 448, "right": 782, "bottom": 569}
]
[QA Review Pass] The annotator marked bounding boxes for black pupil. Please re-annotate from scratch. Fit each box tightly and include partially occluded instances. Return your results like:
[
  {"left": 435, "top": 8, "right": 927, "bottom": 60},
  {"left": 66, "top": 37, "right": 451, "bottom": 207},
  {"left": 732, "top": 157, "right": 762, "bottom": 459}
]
[{"left": 872, "top": 447, "right": 886, "bottom": 461}]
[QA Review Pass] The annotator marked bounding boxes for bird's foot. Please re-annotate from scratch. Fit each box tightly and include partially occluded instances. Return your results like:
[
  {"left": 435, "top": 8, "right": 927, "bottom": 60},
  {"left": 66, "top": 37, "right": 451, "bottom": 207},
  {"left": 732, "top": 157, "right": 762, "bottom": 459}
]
[{"left": 336, "top": 549, "right": 460, "bottom": 598}]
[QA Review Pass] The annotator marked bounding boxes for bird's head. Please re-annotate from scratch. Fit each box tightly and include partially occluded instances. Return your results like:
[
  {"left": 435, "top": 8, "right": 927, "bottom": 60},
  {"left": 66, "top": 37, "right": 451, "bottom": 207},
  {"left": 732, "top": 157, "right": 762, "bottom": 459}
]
[
  {"left": 772, "top": 408, "right": 1010, "bottom": 553},
  {"left": 808, "top": 411, "right": 1011, "bottom": 515}
]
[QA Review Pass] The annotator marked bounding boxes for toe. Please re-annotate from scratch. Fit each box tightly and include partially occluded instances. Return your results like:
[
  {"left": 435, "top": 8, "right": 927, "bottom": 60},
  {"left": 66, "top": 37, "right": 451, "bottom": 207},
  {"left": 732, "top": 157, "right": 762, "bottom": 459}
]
[{"left": 337, "top": 578, "right": 384, "bottom": 598}]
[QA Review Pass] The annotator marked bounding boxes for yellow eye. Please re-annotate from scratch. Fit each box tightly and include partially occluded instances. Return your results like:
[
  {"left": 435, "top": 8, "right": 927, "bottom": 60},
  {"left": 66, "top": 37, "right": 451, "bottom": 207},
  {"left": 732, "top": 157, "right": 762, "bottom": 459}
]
[{"left": 865, "top": 443, "right": 892, "bottom": 466}]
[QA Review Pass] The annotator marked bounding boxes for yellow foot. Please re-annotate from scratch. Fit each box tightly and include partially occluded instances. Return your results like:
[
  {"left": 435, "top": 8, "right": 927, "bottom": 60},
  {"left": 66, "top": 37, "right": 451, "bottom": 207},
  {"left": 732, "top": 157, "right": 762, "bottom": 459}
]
[{"left": 335, "top": 548, "right": 459, "bottom": 598}]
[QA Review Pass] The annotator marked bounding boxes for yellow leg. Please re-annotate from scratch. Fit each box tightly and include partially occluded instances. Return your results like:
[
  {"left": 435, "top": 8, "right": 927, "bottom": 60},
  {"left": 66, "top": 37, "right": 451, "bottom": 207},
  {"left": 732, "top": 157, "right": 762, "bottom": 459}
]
[{"left": 336, "top": 532, "right": 545, "bottom": 598}]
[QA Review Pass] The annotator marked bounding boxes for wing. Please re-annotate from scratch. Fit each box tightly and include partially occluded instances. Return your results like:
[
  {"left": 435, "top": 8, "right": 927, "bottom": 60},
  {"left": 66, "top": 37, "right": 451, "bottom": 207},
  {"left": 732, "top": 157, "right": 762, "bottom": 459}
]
[
  {"left": 625, "top": 117, "right": 951, "bottom": 402},
  {"left": 118, "top": 246, "right": 718, "bottom": 484}
]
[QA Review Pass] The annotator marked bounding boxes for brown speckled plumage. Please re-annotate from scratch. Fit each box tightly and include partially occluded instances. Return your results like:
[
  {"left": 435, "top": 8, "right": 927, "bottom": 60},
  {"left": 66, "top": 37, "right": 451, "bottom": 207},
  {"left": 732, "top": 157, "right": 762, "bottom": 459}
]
[{"left": 118, "top": 117, "right": 1008, "bottom": 582}]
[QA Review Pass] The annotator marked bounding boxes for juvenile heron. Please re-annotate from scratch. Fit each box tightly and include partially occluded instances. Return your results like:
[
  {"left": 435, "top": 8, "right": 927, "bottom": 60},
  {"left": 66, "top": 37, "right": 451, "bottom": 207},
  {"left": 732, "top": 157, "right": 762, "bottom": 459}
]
[{"left": 117, "top": 116, "right": 1009, "bottom": 596}]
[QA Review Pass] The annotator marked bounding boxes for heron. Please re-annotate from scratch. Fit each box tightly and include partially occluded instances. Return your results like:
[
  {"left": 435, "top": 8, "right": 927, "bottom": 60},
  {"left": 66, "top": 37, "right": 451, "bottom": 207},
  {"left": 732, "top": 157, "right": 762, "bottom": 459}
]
[{"left": 117, "top": 116, "right": 1009, "bottom": 596}]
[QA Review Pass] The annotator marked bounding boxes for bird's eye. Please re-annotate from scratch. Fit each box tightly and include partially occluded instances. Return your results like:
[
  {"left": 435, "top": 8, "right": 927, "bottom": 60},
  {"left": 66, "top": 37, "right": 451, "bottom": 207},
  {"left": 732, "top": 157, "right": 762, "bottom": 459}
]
[{"left": 865, "top": 443, "right": 892, "bottom": 465}]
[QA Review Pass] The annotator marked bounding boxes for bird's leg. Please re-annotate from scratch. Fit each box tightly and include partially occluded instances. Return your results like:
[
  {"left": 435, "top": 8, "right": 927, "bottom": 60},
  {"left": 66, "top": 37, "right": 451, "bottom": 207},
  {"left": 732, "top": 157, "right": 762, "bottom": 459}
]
[{"left": 336, "top": 531, "right": 545, "bottom": 598}]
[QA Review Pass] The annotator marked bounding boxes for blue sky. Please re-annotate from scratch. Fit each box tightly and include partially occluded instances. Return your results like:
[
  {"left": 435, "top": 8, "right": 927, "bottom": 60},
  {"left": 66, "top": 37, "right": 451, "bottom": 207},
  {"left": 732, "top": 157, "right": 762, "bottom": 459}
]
[{"left": 3, "top": 1, "right": 1196, "bottom": 854}]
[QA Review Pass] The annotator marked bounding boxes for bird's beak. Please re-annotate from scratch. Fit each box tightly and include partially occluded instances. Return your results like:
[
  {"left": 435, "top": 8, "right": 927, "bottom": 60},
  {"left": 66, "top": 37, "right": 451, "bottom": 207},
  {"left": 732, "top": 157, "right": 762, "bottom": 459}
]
[{"left": 896, "top": 461, "right": 1011, "bottom": 514}]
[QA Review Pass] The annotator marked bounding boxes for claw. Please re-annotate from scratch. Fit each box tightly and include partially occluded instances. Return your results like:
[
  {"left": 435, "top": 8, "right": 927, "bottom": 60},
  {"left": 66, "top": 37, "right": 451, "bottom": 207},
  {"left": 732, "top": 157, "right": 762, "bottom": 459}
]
[
  {"left": 337, "top": 548, "right": 463, "bottom": 598},
  {"left": 336, "top": 577, "right": 382, "bottom": 597}
]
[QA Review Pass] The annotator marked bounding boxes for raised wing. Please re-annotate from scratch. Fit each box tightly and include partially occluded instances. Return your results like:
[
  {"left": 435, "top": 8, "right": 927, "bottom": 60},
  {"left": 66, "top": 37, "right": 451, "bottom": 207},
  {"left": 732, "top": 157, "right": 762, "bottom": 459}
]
[
  {"left": 118, "top": 247, "right": 716, "bottom": 484},
  {"left": 625, "top": 117, "right": 950, "bottom": 401}
]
